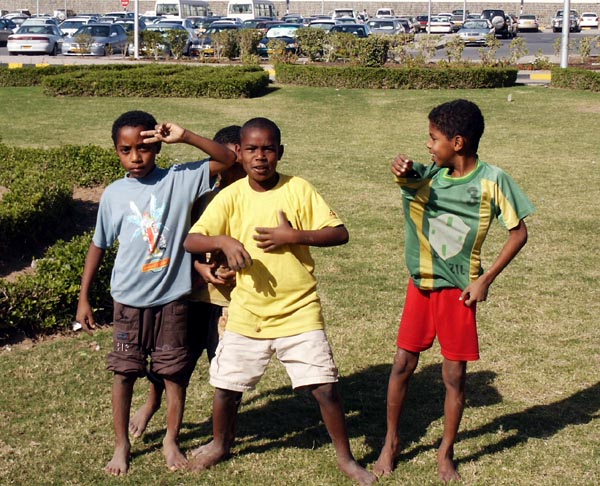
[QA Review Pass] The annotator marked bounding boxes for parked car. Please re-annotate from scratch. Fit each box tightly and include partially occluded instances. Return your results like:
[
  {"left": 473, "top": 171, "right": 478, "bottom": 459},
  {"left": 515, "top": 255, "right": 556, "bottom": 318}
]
[
  {"left": 0, "top": 18, "right": 18, "bottom": 45},
  {"left": 128, "top": 24, "right": 190, "bottom": 57},
  {"left": 367, "top": 18, "right": 407, "bottom": 35},
  {"left": 415, "top": 15, "right": 430, "bottom": 30},
  {"left": 427, "top": 16, "right": 453, "bottom": 34},
  {"left": 257, "top": 23, "right": 301, "bottom": 58},
  {"left": 400, "top": 16, "right": 421, "bottom": 32},
  {"left": 7, "top": 23, "right": 64, "bottom": 55},
  {"left": 21, "top": 17, "right": 60, "bottom": 27},
  {"left": 190, "top": 23, "right": 240, "bottom": 56},
  {"left": 59, "top": 18, "right": 96, "bottom": 36},
  {"left": 308, "top": 19, "right": 337, "bottom": 31},
  {"left": 579, "top": 12, "right": 599, "bottom": 29},
  {"left": 551, "top": 10, "right": 580, "bottom": 33},
  {"left": 375, "top": 8, "right": 395, "bottom": 18},
  {"left": 480, "top": 9, "right": 512, "bottom": 38},
  {"left": 457, "top": 19, "right": 494, "bottom": 45},
  {"left": 329, "top": 23, "right": 371, "bottom": 37},
  {"left": 517, "top": 14, "right": 540, "bottom": 32},
  {"left": 62, "top": 23, "right": 128, "bottom": 55}
]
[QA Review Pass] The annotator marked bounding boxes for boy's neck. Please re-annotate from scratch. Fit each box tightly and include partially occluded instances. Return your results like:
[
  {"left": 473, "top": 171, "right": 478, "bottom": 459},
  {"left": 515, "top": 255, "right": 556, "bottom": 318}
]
[
  {"left": 446, "top": 155, "right": 478, "bottom": 178},
  {"left": 249, "top": 172, "right": 280, "bottom": 192}
]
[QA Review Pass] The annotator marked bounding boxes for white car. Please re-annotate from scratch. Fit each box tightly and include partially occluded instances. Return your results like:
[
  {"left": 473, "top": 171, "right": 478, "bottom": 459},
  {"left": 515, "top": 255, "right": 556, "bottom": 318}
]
[
  {"left": 427, "top": 16, "right": 453, "bottom": 33},
  {"left": 7, "top": 23, "right": 64, "bottom": 55},
  {"left": 579, "top": 12, "right": 599, "bottom": 29},
  {"left": 59, "top": 18, "right": 95, "bottom": 36},
  {"left": 517, "top": 14, "right": 540, "bottom": 32}
]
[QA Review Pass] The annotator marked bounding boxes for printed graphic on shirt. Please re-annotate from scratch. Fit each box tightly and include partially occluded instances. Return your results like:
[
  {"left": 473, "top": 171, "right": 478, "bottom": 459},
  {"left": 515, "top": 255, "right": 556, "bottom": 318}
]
[
  {"left": 428, "top": 213, "right": 470, "bottom": 260},
  {"left": 126, "top": 194, "right": 170, "bottom": 272}
]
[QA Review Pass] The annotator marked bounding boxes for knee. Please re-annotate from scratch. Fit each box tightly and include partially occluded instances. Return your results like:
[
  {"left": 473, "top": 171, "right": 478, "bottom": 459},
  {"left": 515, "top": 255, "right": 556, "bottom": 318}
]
[
  {"left": 310, "top": 383, "right": 341, "bottom": 406},
  {"left": 442, "top": 363, "right": 466, "bottom": 391},
  {"left": 391, "top": 349, "right": 419, "bottom": 377},
  {"left": 215, "top": 388, "right": 243, "bottom": 406}
]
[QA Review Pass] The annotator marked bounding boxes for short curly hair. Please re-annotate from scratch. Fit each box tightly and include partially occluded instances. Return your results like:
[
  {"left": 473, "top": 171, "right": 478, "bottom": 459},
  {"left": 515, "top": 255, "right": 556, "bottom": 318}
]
[
  {"left": 241, "top": 117, "right": 281, "bottom": 146},
  {"left": 111, "top": 110, "right": 160, "bottom": 151},
  {"left": 428, "top": 99, "right": 485, "bottom": 153}
]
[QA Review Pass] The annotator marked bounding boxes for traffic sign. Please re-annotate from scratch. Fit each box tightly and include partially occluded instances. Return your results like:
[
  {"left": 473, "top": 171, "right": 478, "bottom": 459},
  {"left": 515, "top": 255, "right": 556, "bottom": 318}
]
[{"left": 121, "top": 0, "right": 130, "bottom": 7}]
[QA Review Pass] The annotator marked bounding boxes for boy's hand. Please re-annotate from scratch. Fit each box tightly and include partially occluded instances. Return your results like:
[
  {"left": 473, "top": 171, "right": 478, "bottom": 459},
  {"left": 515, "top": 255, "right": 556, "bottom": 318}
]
[
  {"left": 391, "top": 154, "right": 414, "bottom": 177},
  {"left": 142, "top": 122, "right": 186, "bottom": 144},
  {"left": 254, "top": 210, "right": 296, "bottom": 252},
  {"left": 76, "top": 301, "right": 96, "bottom": 335},
  {"left": 221, "top": 236, "right": 253, "bottom": 272},
  {"left": 459, "top": 274, "right": 492, "bottom": 307}
]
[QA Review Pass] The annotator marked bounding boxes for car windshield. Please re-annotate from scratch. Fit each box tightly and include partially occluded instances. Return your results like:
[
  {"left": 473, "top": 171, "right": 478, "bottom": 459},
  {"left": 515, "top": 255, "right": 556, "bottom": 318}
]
[
  {"left": 18, "top": 25, "right": 54, "bottom": 34},
  {"left": 520, "top": 15, "right": 536, "bottom": 20},
  {"left": 463, "top": 21, "right": 489, "bottom": 29},
  {"left": 266, "top": 26, "right": 298, "bottom": 38},
  {"left": 77, "top": 25, "right": 110, "bottom": 37}
]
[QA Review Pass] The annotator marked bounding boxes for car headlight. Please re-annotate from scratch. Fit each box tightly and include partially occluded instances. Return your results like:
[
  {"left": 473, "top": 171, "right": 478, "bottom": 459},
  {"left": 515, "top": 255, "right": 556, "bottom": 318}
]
[{"left": 92, "top": 42, "right": 103, "bottom": 47}]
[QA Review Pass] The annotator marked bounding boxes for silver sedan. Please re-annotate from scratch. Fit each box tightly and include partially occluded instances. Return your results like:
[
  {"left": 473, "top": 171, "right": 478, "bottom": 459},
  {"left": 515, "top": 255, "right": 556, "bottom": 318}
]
[{"left": 62, "top": 23, "right": 128, "bottom": 56}]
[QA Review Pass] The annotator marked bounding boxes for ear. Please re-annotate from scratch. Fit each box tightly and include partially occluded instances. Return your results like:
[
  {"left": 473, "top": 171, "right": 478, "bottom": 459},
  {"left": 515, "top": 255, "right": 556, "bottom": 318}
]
[
  {"left": 278, "top": 144, "right": 284, "bottom": 160},
  {"left": 453, "top": 135, "right": 465, "bottom": 151}
]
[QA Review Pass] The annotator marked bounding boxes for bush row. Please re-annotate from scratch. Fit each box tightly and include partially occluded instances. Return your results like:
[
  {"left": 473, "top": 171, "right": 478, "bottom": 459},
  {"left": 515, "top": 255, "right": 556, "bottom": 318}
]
[
  {"left": 0, "top": 144, "right": 122, "bottom": 251},
  {"left": 0, "top": 232, "right": 116, "bottom": 334},
  {"left": 550, "top": 67, "right": 600, "bottom": 91},
  {"left": 274, "top": 64, "right": 519, "bottom": 89}
]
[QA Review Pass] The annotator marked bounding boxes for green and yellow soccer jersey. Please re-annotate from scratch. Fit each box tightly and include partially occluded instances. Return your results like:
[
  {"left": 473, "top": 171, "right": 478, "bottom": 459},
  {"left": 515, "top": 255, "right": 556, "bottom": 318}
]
[{"left": 396, "top": 160, "right": 535, "bottom": 290}]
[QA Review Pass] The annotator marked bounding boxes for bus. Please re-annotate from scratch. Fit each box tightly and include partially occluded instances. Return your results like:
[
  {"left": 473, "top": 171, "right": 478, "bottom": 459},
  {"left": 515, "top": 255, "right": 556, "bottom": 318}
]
[
  {"left": 155, "top": 0, "right": 211, "bottom": 18},
  {"left": 226, "top": 0, "right": 276, "bottom": 21}
]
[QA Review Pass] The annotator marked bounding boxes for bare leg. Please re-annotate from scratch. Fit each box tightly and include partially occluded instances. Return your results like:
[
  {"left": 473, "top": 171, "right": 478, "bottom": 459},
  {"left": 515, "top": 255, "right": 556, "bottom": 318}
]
[
  {"left": 310, "top": 383, "right": 376, "bottom": 486},
  {"left": 437, "top": 359, "right": 466, "bottom": 483},
  {"left": 190, "top": 392, "right": 241, "bottom": 458},
  {"left": 373, "top": 348, "right": 420, "bottom": 477},
  {"left": 188, "top": 388, "right": 242, "bottom": 471},
  {"left": 130, "top": 379, "right": 165, "bottom": 438},
  {"left": 162, "top": 378, "right": 188, "bottom": 471},
  {"left": 105, "top": 373, "right": 135, "bottom": 476}
]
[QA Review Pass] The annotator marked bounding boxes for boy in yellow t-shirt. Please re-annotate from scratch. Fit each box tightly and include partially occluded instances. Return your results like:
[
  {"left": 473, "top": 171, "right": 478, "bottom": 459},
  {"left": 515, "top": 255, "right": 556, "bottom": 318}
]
[{"left": 183, "top": 118, "right": 375, "bottom": 486}]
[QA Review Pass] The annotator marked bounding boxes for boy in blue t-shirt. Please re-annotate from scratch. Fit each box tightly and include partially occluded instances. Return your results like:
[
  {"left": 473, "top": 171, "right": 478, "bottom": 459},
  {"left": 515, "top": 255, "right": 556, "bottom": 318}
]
[
  {"left": 76, "top": 111, "right": 236, "bottom": 476},
  {"left": 374, "top": 99, "right": 534, "bottom": 482}
]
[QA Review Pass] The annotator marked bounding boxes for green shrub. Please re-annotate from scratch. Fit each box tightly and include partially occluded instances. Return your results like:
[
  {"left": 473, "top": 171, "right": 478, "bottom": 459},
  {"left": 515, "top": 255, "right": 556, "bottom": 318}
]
[
  {"left": 239, "top": 28, "right": 263, "bottom": 64},
  {"left": 166, "top": 29, "right": 191, "bottom": 59},
  {"left": 355, "top": 36, "right": 390, "bottom": 67},
  {"left": 296, "top": 27, "right": 326, "bottom": 61},
  {"left": 41, "top": 64, "right": 268, "bottom": 98},
  {"left": 551, "top": 67, "right": 600, "bottom": 91},
  {"left": 0, "top": 232, "right": 116, "bottom": 334},
  {"left": 275, "top": 64, "right": 518, "bottom": 89},
  {"left": 212, "top": 29, "right": 240, "bottom": 60}
]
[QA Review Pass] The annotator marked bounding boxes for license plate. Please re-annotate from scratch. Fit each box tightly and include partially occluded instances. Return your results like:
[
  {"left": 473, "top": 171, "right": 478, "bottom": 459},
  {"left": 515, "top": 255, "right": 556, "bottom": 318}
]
[{"left": 23, "top": 45, "right": 32, "bottom": 49}]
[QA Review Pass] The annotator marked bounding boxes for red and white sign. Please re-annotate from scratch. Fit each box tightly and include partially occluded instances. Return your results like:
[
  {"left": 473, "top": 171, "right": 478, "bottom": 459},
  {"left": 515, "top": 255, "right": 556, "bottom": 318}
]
[{"left": 121, "top": 0, "right": 130, "bottom": 7}]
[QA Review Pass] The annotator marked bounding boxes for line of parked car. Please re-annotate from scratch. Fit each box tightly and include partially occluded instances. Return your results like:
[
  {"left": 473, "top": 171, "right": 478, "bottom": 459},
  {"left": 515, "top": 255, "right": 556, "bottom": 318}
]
[{"left": 2, "top": 8, "right": 598, "bottom": 58}]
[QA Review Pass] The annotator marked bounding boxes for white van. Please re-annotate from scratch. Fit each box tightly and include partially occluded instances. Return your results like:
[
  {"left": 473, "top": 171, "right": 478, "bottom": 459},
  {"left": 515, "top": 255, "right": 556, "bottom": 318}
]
[
  {"left": 330, "top": 9, "right": 357, "bottom": 21},
  {"left": 375, "top": 8, "right": 395, "bottom": 18},
  {"left": 227, "top": 0, "right": 276, "bottom": 21}
]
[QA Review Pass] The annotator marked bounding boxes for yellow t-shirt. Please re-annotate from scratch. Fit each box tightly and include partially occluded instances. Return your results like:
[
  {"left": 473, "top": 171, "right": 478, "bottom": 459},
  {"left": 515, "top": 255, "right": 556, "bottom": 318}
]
[{"left": 189, "top": 174, "right": 343, "bottom": 338}]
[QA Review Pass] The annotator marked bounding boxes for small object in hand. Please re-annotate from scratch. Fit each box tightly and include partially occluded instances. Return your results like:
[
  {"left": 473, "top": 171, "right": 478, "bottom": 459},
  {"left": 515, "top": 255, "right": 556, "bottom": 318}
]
[{"left": 72, "top": 322, "right": 83, "bottom": 332}]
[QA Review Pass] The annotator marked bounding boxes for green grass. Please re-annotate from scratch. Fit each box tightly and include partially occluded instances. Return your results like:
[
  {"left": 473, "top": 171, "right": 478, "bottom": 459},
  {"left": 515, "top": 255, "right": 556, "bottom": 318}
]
[{"left": 0, "top": 84, "right": 599, "bottom": 485}]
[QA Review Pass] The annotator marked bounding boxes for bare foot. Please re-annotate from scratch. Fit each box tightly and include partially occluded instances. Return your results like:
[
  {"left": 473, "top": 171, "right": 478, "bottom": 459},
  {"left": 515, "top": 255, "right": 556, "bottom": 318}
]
[
  {"left": 163, "top": 438, "right": 188, "bottom": 471},
  {"left": 438, "top": 452, "right": 460, "bottom": 483},
  {"left": 189, "top": 440, "right": 214, "bottom": 458},
  {"left": 129, "top": 402, "right": 158, "bottom": 438},
  {"left": 187, "top": 441, "right": 229, "bottom": 472},
  {"left": 373, "top": 441, "right": 400, "bottom": 477},
  {"left": 338, "top": 459, "right": 377, "bottom": 486},
  {"left": 105, "top": 443, "right": 130, "bottom": 476}
]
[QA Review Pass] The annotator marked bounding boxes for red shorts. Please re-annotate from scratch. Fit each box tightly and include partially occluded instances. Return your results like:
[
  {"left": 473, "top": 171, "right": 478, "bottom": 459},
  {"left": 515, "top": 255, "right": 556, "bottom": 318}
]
[{"left": 397, "top": 280, "right": 480, "bottom": 361}]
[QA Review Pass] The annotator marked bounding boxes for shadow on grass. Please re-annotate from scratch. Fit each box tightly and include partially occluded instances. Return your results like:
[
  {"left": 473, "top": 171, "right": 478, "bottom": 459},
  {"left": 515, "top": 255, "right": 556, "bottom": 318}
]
[
  {"left": 135, "top": 364, "right": 598, "bottom": 469},
  {"left": 150, "top": 363, "right": 501, "bottom": 462}
]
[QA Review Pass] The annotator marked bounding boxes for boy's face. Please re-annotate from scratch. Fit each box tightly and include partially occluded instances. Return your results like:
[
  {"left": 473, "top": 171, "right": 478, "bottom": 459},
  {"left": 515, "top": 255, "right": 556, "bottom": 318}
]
[
  {"left": 238, "top": 127, "right": 283, "bottom": 192},
  {"left": 115, "top": 125, "right": 159, "bottom": 179},
  {"left": 427, "top": 121, "right": 460, "bottom": 167}
]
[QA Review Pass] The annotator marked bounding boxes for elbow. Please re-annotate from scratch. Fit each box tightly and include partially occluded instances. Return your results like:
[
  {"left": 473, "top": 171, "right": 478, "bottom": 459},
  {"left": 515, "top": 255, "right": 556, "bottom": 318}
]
[
  {"left": 336, "top": 226, "right": 350, "bottom": 246},
  {"left": 183, "top": 235, "right": 194, "bottom": 253}
]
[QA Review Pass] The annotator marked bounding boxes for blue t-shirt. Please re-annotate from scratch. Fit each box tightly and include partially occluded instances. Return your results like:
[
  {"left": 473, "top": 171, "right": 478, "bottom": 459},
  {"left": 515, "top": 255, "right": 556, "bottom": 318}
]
[{"left": 93, "top": 160, "right": 214, "bottom": 307}]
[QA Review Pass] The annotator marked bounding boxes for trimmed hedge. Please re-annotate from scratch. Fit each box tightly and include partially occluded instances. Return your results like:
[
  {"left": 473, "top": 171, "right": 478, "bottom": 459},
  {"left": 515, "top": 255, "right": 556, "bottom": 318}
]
[
  {"left": 0, "top": 64, "right": 127, "bottom": 87},
  {"left": 550, "top": 67, "right": 600, "bottom": 91},
  {"left": 0, "top": 232, "right": 116, "bottom": 334},
  {"left": 275, "top": 64, "right": 519, "bottom": 89},
  {"left": 41, "top": 64, "right": 269, "bottom": 98}
]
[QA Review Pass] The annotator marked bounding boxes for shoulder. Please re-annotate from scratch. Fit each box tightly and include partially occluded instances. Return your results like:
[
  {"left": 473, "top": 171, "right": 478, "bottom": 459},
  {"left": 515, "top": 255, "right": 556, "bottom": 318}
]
[
  {"left": 478, "top": 160, "right": 517, "bottom": 183},
  {"left": 169, "top": 158, "right": 210, "bottom": 175}
]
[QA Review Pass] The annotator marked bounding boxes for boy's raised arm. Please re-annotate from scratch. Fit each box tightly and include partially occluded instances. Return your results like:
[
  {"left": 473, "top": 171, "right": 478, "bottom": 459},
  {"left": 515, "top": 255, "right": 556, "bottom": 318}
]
[
  {"left": 460, "top": 219, "right": 528, "bottom": 306},
  {"left": 142, "top": 122, "right": 236, "bottom": 175}
]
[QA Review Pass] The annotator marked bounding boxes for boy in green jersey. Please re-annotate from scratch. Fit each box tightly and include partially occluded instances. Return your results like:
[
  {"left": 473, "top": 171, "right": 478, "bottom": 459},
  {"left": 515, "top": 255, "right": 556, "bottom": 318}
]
[{"left": 374, "top": 99, "right": 534, "bottom": 482}]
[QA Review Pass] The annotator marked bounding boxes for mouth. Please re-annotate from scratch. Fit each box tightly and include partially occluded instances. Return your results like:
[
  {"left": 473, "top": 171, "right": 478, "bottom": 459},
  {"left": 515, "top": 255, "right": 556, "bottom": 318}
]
[{"left": 251, "top": 165, "right": 270, "bottom": 175}]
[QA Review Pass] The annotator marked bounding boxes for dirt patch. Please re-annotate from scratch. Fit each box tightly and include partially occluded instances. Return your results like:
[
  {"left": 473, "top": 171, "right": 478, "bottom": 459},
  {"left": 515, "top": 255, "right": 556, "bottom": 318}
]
[{"left": 0, "top": 186, "right": 104, "bottom": 282}]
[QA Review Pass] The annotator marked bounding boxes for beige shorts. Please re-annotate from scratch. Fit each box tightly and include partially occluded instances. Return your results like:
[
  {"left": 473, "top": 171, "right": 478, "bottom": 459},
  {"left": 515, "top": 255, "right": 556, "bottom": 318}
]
[{"left": 209, "top": 330, "right": 339, "bottom": 392}]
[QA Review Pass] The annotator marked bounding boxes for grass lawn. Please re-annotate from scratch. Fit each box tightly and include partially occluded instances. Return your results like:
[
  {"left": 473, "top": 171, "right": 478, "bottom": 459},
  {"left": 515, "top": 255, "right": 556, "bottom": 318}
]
[{"left": 0, "top": 84, "right": 598, "bottom": 486}]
